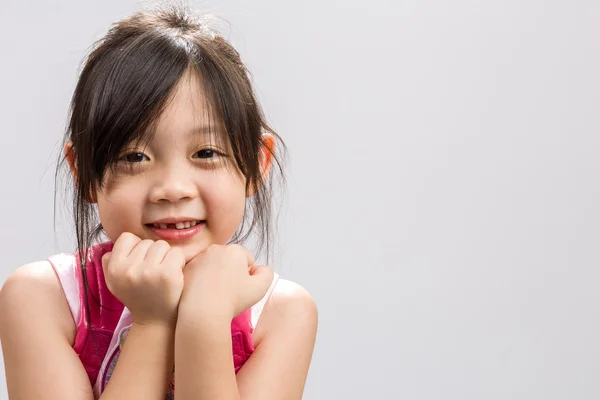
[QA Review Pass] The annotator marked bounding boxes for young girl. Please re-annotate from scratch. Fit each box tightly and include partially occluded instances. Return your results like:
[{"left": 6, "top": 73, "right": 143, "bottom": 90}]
[{"left": 0, "top": 3, "right": 317, "bottom": 399}]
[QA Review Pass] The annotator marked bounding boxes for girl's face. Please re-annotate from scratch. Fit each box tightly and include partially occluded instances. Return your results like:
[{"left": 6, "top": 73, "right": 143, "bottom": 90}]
[{"left": 96, "top": 72, "right": 247, "bottom": 262}]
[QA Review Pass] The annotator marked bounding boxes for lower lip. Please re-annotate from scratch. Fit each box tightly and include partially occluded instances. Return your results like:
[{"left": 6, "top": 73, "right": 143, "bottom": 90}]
[{"left": 147, "top": 222, "right": 205, "bottom": 241}]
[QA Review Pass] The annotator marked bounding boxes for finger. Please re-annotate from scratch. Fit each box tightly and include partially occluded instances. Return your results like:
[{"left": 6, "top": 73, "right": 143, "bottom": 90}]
[
  {"left": 248, "top": 262, "right": 263, "bottom": 275},
  {"left": 145, "top": 240, "right": 171, "bottom": 264},
  {"left": 101, "top": 252, "right": 112, "bottom": 274},
  {"left": 111, "top": 232, "right": 142, "bottom": 259},
  {"left": 250, "top": 265, "right": 275, "bottom": 294},
  {"left": 163, "top": 247, "right": 186, "bottom": 270},
  {"left": 128, "top": 239, "right": 155, "bottom": 262}
]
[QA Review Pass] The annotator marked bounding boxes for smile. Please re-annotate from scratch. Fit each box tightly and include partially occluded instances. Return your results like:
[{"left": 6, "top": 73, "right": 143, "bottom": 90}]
[
  {"left": 146, "top": 220, "right": 205, "bottom": 241},
  {"left": 151, "top": 220, "right": 202, "bottom": 230}
]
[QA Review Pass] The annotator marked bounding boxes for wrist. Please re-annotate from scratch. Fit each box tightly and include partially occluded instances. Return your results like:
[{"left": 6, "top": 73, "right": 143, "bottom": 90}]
[
  {"left": 177, "top": 302, "right": 232, "bottom": 330},
  {"left": 127, "top": 321, "right": 177, "bottom": 356},
  {"left": 179, "top": 291, "right": 234, "bottom": 321},
  {"left": 131, "top": 318, "right": 177, "bottom": 333}
]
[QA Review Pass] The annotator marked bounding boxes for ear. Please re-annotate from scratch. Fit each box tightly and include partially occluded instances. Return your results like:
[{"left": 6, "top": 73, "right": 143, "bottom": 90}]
[
  {"left": 64, "top": 141, "right": 78, "bottom": 182},
  {"left": 246, "top": 133, "right": 276, "bottom": 198},
  {"left": 64, "top": 141, "right": 97, "bottom": 203}
]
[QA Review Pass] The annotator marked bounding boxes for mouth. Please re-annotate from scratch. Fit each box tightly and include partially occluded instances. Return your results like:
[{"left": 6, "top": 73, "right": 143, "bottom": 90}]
[
  {"left": 145, "top": 219, "right": 206, "bottom": 241},
  {"left": 146, "top": 220, "right": 204, "bottom": 230}
]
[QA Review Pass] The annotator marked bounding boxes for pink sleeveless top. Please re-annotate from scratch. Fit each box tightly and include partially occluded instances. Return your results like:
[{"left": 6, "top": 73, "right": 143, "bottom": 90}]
[{"left": 47, "top": 242, "right": 279, "bottom": 400}]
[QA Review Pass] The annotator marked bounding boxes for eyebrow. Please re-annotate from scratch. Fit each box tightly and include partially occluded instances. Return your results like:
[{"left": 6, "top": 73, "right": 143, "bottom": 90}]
[{"left": 189, "top": 125, "right": 226, "bottom": 137}]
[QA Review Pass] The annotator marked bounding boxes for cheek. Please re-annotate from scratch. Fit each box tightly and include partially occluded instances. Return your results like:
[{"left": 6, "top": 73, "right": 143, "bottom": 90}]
[
  {"left": 96, "top": 184, "right": 144, "bottom": 242},
  {"left": 96, "top": 199, "right": 121, "bottom": 242},
  {"left": 203, "top": 174, "right": 247, "bottom": 238}
]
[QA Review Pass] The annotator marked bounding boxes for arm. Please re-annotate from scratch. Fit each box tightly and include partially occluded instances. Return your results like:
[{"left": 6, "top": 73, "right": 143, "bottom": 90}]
[
  {"left": 174, "top": 279, "right": 318, "bottom": 400},
  {"left": 100, "top": 321, "right": 175, "bottom": 399},
  {"left": 0, "top": 262, "right": 174, "bottom": 400}
]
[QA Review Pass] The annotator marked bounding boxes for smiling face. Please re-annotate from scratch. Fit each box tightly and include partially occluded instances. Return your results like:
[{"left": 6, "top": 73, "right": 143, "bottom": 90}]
[{"left": 95, "top": 70, "right": 248, "bottom": 262}]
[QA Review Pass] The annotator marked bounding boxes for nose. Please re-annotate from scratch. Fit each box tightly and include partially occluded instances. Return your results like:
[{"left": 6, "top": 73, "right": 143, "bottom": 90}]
[{"left": 148, "top": 163, "right": 198, "bottom": 203}]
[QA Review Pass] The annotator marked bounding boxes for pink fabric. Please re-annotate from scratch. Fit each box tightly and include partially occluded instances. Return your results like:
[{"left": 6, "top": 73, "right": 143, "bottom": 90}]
[
  {"left": 47, "top": 254, "right": 81, "bottom": 326},
  {"left": 74, "top": 242, "right": 124, "bottom": 384},
  {"left": 49, "top": 242, "right": 256, "bottom": 393},
  {"left": 231, "top": 309, "right": 255, "bottom": 372}
]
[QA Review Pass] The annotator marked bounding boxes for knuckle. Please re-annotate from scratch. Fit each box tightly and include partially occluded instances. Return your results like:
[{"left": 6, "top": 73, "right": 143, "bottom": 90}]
[
  {"left": 119, "top": 232, "right": 133, "bottom": 240},
  {"left": 123, "top": 269, "right": 139, "bottom": 284},
  {"left": 121, "top": 232, "right": 139, "bottom": 243},
  {"left": 154, "top": 240, "right": 169, "bottom": 248},
  {"left": 106, "top": 267, "right": 119, "bottom": 282},
  {"left": 157, "top": 268, "right": 175, "bottom": 282},
  {"left": 140, "top": 268, "right": 157, "bottom": 284},
  {"left": 166, "top": 247, "right": 184, "bottom": 262},
  {"left": 101, "top": 254, "right": 111, "bottom": 268},
  {"left": 104, "top": 259, "right": 120, "bottom": 275}
]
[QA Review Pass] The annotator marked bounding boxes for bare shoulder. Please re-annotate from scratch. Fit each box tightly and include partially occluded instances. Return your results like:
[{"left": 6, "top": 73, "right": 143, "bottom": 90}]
[
  {"left": 0, "top": 260, "right": 75, "bottom": 344},
  {"left": 253, "top": 278, "right": 318, "bottom": 344},
  {"left": 2, "top": 260, "right": 60, "bottom": 291},
  {"left": 1, "top": 261, "right": 61, "bottom": 306},
  {"left": 270, "top": 278, "right": 318, "bottom": 316},
  {"left": 0, "top": 262, "right": 92, "bottom": 399},
  {"left": 237, "top": 279, "right": 318, "bottom": 398}
]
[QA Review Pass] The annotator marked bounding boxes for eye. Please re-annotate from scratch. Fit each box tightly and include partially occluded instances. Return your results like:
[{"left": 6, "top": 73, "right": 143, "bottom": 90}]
[
  {"left": 121, "top": 152, "right": 148, "bottom": 163},
  {"left": 194, "top": 149, "right": 221, "bottom": 159}
]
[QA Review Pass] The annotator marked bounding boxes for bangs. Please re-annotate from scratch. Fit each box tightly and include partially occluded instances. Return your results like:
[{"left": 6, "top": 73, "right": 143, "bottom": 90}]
[
  {"left": 185, "top": 42, "right": 264, "bottom": 181},
  {"left": 77, "top": 34, "right": 260, "bottom": 187},
  {"left": 104, "top": 66, "right": 237, "bottom": 174},
  {"left": 76, "top": 30, "right": 190, "bottom": 184}
]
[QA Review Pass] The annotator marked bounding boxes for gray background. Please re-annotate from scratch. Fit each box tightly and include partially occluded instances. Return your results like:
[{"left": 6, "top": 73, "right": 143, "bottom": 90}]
[{"left": 1, "top": 0, "right": 599, "bottom": 399}]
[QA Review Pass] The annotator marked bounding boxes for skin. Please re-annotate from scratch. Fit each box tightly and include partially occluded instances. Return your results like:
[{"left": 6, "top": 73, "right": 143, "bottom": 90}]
[{"left": 0, "top": 70, "right": 318, "bottom": 400}]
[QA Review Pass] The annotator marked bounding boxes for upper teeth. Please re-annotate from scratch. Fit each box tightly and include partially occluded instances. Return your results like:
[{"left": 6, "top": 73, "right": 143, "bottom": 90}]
[{"left": 153, "top": 221, "right": 199, "bottom": 229}]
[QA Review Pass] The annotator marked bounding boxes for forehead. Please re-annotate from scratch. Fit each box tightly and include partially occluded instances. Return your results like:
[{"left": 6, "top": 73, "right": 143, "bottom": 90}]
[
  {"left": 150, "top": 70, "right": 226, "bottom": 143},
  {"left": 158, "top": 72, "right": 209, "bottom": 129}
]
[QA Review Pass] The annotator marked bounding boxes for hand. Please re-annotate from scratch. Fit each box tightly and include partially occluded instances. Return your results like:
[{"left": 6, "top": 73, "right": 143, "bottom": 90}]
[
  {"left": 179, "top": 244, "right": 274, "bottom": 321},
  {"left": 101, "top": 232, "right": 186, "bottom": 326}
]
